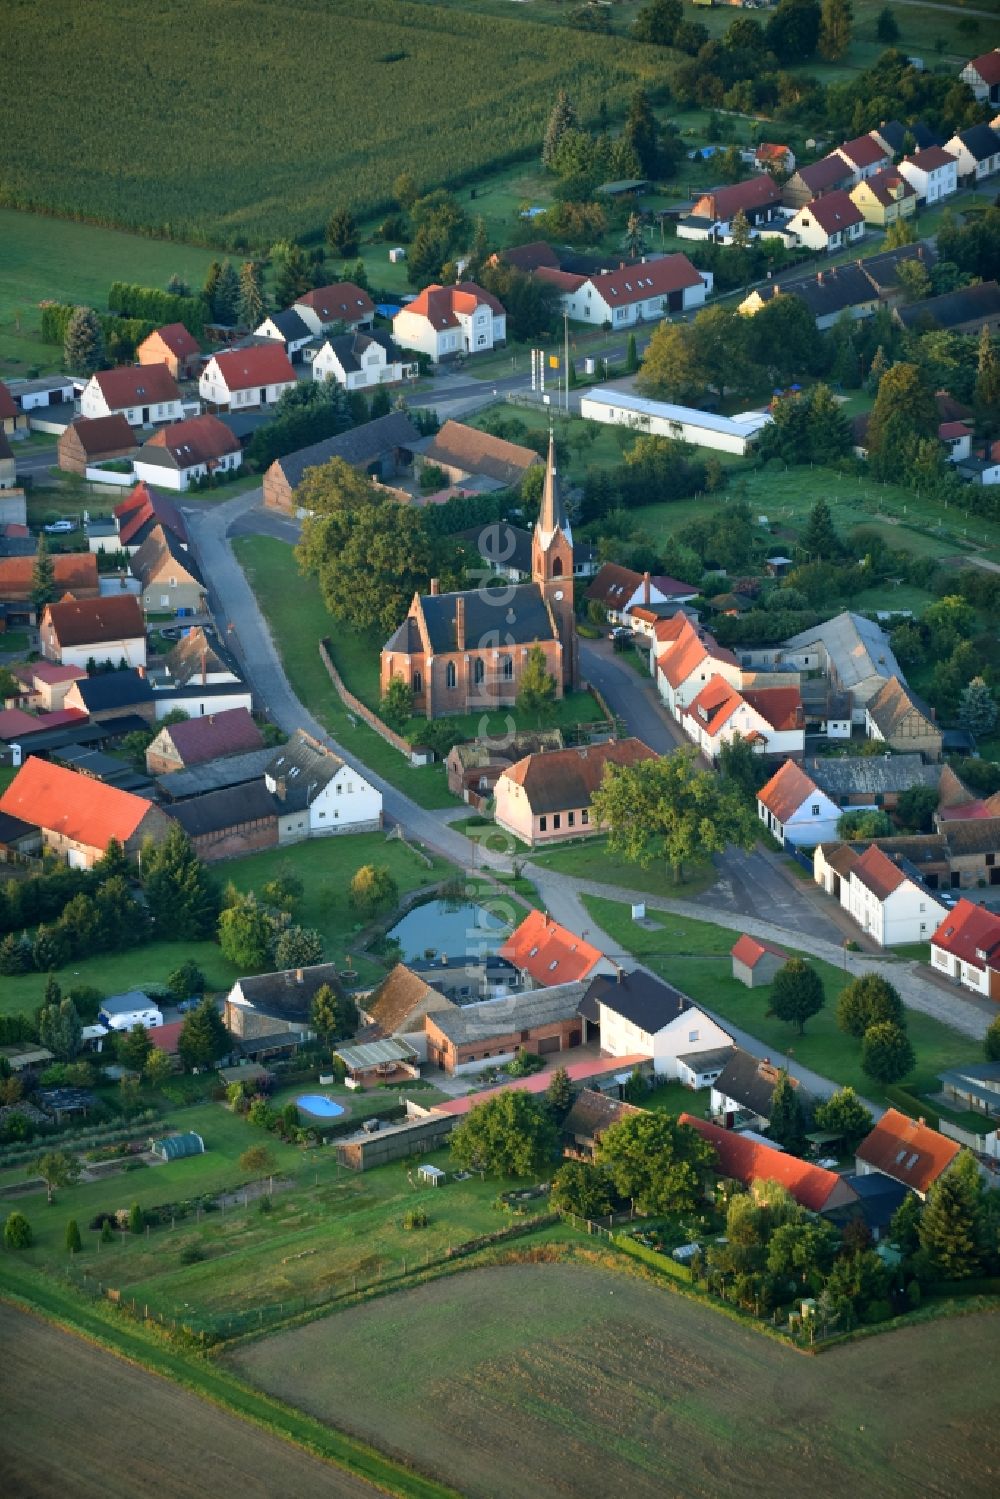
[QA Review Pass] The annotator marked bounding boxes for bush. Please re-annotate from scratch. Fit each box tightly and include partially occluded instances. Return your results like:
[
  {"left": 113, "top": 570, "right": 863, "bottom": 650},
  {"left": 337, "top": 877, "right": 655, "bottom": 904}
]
[
  {"left": 179, "top": 1244, "right": 205, "bottom": 1264},
  {"left": 402, "top": 1206, "right": 429, "bottom": 1230},
  {"left": 3, "top": 1211, "right": 32, "bottom": 1249}
]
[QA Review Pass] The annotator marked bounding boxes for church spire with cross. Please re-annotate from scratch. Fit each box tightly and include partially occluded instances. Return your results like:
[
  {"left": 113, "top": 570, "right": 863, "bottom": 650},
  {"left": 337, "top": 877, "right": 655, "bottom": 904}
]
[
  {"left": 535, "top": 426, "right": 572, "bottom": 551},
  {"left": 531, "top": 427, "right": 577, "bottom": 689}
]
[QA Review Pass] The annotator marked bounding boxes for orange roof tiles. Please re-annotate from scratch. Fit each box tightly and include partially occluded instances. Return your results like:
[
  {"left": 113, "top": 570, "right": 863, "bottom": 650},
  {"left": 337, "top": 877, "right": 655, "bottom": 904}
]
[
  {"left": 499, "top": 909, "right": 605, "bottom": 988},
  {"left": 146, "top": 323, "right": 199, "bottom": 358},
  {"left": 402, "top": 281, "right": 505, "bottom": 329},
  {"left": 209, "top": 345, "right": 296, "bottom": 391},
  {"left": 757, "top": 759, "right": 820, "bottom": 824},
  {"left": 730, "top": 934, "right": 788, "bottom": 968},
  {"left": 741, "top": 686, "right": 803, "bottom": 731},
  {"left": 855, "top": 1108, "right": 960, "bottom": 1196},
  {"left": 91, "top": 363, "right": 180, "bottom": 408},
  {"left": 589, "top": 253, "right": 703, "bottom": 307},
  {"left": 685, "top": 676, "right": 743, "bottom": 736},
  {"left": 0, "top": 757, "right": 156, "bottom": 848},
  {"left": 43, "top": 593, "right": 144, "bottom": 648},
  {"left": 852, "top": 844, "right": 907, "bottom": 901},
  {"left": 680, "top": 1115, "right": 851, "bottom": 1212},
  {"left": 931, "top": 898, "right": 1000, "bottom": 971},
  {"left": 0, "top": 553, "right": 98, "bottom": 596}
]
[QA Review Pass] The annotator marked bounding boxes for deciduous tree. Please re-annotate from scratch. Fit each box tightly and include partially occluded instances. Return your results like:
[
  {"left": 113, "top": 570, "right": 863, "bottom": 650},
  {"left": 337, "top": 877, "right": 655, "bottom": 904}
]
[
  {"left": 985, "top": 1014, "right": 1000, "bottom": 1063},
  {"left": 818, "top": 0, "right": 852, "bottom": 61},
  {"left": 515, "top": 644, "right": 558, "bottom": 727},
  {"left": 836, "top": 974, "right": 904, "bottom": 1038},
  {"left": 866, "top": 362, "right": 937, "bottom": 480},
  {"left": 550, "top": 1160, "right": 615, "bottom": 1218},
  {"left": 143, "top": 1048, "right": 173, "bottom": 1089},
  {"left": 273, "top": 925, "right": 324, "bottom": 969},
  {"left": 631, "top": 0, "right": 682, "bottom": 46},
  {"left": 599, "top": 1111, "right": 713, "bottom": 1215},
  {"left": 637, "top": 320, "right": 702, "bottom": 403},
  {"left": 770, "top": 958, "right": 825, "bottom": 1035},
  {"left": 813, "top": 1086, "right": 873, "bottom": 1152},
  {"left": 118, "top": 1023, "right": 153, "bottom": 1074},
  {"left": 31, "top": 1151, "right": 80, "bottom": 1205},
  {"left": 349, "top": 864, "right": 399, "bottom": 919},
  {"left": 861, "top": 1021, "right": 915, "bottom": 1084},
  {"left": 3, "top": 1211, "right": 32, "bottom": 1248},
  {"left": 450, "top": 1091, "right": 557, "bottom": 1176},
  {"left": 381, "top": 675, "right": 414, "bottom": 731},
  {"left": 591, "top": 747, "right": 757, "bottom": 885}
]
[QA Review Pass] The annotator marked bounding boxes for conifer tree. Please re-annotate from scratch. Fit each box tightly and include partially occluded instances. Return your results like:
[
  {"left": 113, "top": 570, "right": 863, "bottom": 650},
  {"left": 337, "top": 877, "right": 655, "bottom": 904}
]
[
  {"left": 975, "top": 325, "right": 1000, "bottom": 433},
  {"left": 212, "top": 259, "right": 240, "bottom": 324},
  {"left": 919, "top": 1152, "right": 983, "bottom": 1279},
  {"left": 141, "top": 825, "right": 218, "bottom": 940},
  {"left": 237, "top": 261, "right": 265, "bottom": 330},
  {"left": 31, "top": 534, "right": 55, "bottom": 612},
  {"left": 63, "top": 307, "right": 106, "bottom": 375},
  {"left": 542, "top": 89, "right": 577, "bottom": 169},
  {"left": 800, "top": 497, "right": 842, "bottom": 561}
]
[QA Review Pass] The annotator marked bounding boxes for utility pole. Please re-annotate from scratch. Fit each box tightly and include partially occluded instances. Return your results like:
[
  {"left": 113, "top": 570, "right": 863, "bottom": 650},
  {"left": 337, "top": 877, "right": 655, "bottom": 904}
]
[{"left": 564, "top": 310, "right": 570, "bottom": 413}]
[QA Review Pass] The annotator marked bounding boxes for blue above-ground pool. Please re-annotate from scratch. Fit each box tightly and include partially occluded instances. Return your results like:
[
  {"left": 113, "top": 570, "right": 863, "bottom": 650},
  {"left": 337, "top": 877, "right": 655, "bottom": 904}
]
[{"left": 296, "top": 1094, "right": 345, "bottom": 1119}]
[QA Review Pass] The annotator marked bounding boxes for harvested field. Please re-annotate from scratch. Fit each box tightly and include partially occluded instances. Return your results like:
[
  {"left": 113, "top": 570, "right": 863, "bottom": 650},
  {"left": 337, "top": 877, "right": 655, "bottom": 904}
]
[
  {"left": 0, "top": 1304, "right": 371, "bottom": 1499},
  {"left": 231, "top": 1262, "right": 1000, "bottom": 1499}
]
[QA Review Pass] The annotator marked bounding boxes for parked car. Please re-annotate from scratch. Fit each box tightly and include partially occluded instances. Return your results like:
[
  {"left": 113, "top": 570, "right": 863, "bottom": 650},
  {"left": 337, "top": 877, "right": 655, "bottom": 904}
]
[
  {"left": 175, "top": 997, "right": 202, "bottom": 1013},
  {"left": 44, "top": 519, "right": 75, "bottom": 534}
]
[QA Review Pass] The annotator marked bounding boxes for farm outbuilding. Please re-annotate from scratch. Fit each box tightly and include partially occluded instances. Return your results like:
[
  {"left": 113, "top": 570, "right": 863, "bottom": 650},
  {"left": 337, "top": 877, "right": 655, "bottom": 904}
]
[
  {"left": 150, "top": 1131, "right": 205, "bottom": 1161},
  {"left": 731, "top": 935, "right": 789, "bottom": 989}
]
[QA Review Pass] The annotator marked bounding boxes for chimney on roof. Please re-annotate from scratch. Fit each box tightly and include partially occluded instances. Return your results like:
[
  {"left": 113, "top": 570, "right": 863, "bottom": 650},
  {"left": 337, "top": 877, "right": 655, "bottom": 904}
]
[
  {"left": 201, "top": 648, "right": 208, "bottom": 686},
  {"left": 455, "top": 595, "right": 465, "bottom": 651},
  {"left": 918, "top": 1116, "right": 925, "bottom": 1127},
  {"left": 917, "top": 245, "right": 924, "bottom": 260},
  {"left": 429, "top": 578, "right": 439, "bottom": 596},
  {"left": 615, "top": 964, "right": 624, "bottom": 985},
  {"left": 817, "top": 270, "right": 823, "bottom": 284},
  {"left": 136, "top": 665, "right": 145, "bottom": 680},
  {"left": 295, "top": 968, "right": 304, "bottom": 984},
  {"left": 643, "top": 571, "right": 651, "bottom": 605}
]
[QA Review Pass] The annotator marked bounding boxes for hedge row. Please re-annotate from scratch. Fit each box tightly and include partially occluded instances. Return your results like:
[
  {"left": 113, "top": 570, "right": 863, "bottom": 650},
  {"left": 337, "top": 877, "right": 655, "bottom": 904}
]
[
  {"left": 883, "top": 1087, "right": 940, "bottom": 1131},
  {"left": 615, "top": 1233, "right": 694, "bottom": 1283}
]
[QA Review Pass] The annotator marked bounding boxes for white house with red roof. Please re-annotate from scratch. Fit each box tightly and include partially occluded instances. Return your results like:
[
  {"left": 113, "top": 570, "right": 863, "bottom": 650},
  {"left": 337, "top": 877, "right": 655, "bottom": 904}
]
[
  {"left": 655, "top": 617, "right": 743, "bottom": 720},
  {"left": 498, "top": 909, "right": 613, "bottom": 989},
  {"left": 80, "top": 365, "right": 183, "bottom": 426},
  {"left": 756, "top": 758, "right": 840, "bottom": 847},
  {"left": 682, "top": 678, "right": 804, "bottom": 762},
  {"left": 199, "top": 346, "right": 297, "bottom": 410},
  {"left": 930, "top": 898, "right": 1000, "bottom": 1000},
  {"left": 541, "top": 253, "right": 706, "bottom": 328},
  {"left": 392, "top": 282, "right": 506, "bottom": 362},
  {"left": 897, "top": 146, "right": 958, "bottom": 204},
  {"left": 939, "top": 418, "right": 973, "bottom": 463},
  {"left": 833, "top": 133, "right": 892, "bottom": 183},
  {"left": 842, "top": 844, "right": 947, "bottom": 947},
  {"left": 787, "top": 191, "right": 865, "bottom": 253},
  {"left": 133, "top": 413, "right": 242, "bottom": 492},
  {"left": 855, "top": 1108, "right": 960, "bottom": 1201},
  {"left": 292, "top": 282, "right": 376, "bottom": 335},
  {"left": 961, "top": 48, "right": 1000, "bottom": 106}
]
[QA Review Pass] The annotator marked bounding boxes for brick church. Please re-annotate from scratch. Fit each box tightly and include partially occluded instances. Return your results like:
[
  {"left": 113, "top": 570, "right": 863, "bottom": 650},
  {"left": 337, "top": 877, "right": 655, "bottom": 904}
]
[{"left": 380, "top": 433, "right": 578, "bottom": 718}]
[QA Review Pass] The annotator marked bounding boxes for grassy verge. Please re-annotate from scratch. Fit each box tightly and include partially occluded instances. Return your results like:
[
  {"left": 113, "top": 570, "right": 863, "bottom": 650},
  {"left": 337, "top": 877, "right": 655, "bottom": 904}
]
[
  {"left": 585, "top": 896, "right": 983, "bottom": 1106},
  {"left": 531, "top": 838, "right": 719, "bottom": 901}
]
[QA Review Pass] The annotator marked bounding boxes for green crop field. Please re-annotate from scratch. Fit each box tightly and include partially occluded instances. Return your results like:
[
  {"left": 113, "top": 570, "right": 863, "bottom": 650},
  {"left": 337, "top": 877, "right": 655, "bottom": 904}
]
[
  {"left": 231, "top": 1261, "right": 1000, "bottom": 1499},
  {"left": 586, "top": 897, "right": 983, "bottom": 1105},
  {"left": 0, "top": 0, "right": 654, "bottom": 249}
]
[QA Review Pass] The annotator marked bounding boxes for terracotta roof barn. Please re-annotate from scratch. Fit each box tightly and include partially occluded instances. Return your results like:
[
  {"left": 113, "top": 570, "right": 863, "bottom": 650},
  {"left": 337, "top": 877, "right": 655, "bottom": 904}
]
[
  {"left": 855, "top": 1108, "right": 960, "bottom": 1199},
  {"left": 0, "top": 756, "right": 170, "bottom": 861},
  {"left": 499, "top": 909, "right": 607, "bottom": 988},
  {"left": 681, "top": 1114, "right": 857, "bottom": 1213}
]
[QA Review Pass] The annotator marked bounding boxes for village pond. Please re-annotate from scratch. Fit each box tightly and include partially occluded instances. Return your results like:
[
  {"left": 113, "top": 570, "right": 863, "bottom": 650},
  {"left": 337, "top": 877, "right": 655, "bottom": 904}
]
[{"left": 384, "top": 898, "right": 511, "bottom": 962}]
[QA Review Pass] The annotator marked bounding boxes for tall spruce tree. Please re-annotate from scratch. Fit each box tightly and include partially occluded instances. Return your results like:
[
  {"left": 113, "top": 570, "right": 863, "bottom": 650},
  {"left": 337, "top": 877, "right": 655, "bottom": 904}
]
[
  {"left": 202, "top": 261, "right": 222, "bottom": 310},
  {"left": 31, "top": 535, "right": 55, "bottom": 612},
  {"left": 800, "top": 498, "right": 842, "bottom": 561},
  {"left": 141, "top": 825, "right": 218, "bottom": 940},
  {"left": 975, "top": 325, "right": 1000, "bottom": 434},
  {"left": 624, "top": 88, "right": 658, "bottom": 177},
  {"left": 212, "top": 259, "right": 240, "bottom": 324},
  {"left": 919, "top": 1152, "right": 983, "bottom": 1279},
  {"left": 237, "top": 261, "right": 265, "bottom": 330},
  {"left": 542, "top": 89, "right": 577, "bottom": 169},
  {"left": 767, "top": 1071, "right": 807, "bottom": 1152},
  {"left": 63, "top": 307, "right": 106, "bottom": 375}
]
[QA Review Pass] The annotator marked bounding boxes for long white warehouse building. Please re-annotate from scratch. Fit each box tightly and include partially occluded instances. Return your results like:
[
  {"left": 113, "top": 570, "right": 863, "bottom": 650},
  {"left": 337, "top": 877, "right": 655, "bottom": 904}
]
[{"left": 579, "top": 387, "right": 773, "bottom": 456}]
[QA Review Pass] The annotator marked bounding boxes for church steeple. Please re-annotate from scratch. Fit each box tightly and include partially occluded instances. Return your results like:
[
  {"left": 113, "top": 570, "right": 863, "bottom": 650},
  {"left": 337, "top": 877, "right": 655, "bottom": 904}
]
[{"left": 535, "top": 428, "right": 572, "bottom": 550}]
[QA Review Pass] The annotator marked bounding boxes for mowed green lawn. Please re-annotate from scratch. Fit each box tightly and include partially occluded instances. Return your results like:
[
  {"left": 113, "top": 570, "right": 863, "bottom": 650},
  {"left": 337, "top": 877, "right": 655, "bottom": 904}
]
[
  {"left": 0, "top": 207, "right": 219, "bottom": 377},
  {"left": 0, "top": 940, "right": 239, "bottom": 1021},
  {"left": 585, "top": 897, "right": 982, "bottom": 1105},
  {"left": 232, "top": 535, "right": 456, "bottom": 809},
  {"left": 529, "top": 836, "right": 720, "bottom": 902}
]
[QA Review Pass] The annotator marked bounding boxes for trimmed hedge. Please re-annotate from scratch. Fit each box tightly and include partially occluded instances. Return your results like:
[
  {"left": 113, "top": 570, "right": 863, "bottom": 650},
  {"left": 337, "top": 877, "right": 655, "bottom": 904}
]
[
  {"left": 615, "top": 1233, "right": 694, "bottom": 1282},
  {"left": 883, "top": 1087, "right": 939, "bottom": 1130}
]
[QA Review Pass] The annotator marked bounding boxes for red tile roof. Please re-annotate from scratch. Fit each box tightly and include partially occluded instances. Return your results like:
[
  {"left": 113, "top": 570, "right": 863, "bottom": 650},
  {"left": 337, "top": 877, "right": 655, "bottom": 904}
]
[
  {"left": 651, "top": 573, "right": 698, "bottom": 598},
  {"left": 741, "top": 686, "right": 803, "bottom": 731},
  {"left": 855, "top": 1108, "right": 959, "bottom": 1196},
  {"left": 90, "top": 363, "right": 180, "bottom": 409},
  {"left": 0, "top": 756, "right": 157, "bottom": 846},
  {"left": 19, "top": 662, "right": 87, "bottom": 687},
  {"left": 501, "top": 738, "right": 656, "bottom": 819},
  {"left": 938, "top": 419, "right": 972, "bottom": 440},
  {"left": 968, "top": 49, "right": 1000, "bottom": 86},
  {"left": 680, "top": 1115, "right": 850, "bottom": 1212},
  {"left": 64, "top": 414, "right": 134, "bottom": 457},
  {"left": 837, "top": 135, "right": 890, "bottom": 169},
  {"left": 401, "top": 282, "right": 505, "bottom": 329},
  {"left": 859, "top": 167, "right": 915, "bottom": 208},
  {"left": 851, "top": 844, "right": 907, "bottom": 901},
  {"left": 0, "top": 707, "right": 87, "bottom": 739},
  {"left": 208, "top": 345, "right": 296, "bottom": 392},
  {"left": 115, "top": 482, "right": 187, "bottom": 547},
  {"left": 589, "top": 253, "right": 703, "bottom": 307},
  {"left": 658, "top": 619, "right": 710, "bottom": 690},
  {"left": 498, "top": 909, "right": 605, "bottom": 987},
  {"left": 145, "top": 413, "right": 240, "bottom": 466},
  {"left": 797, "top": 154, "right": 853, "bottom": 193},
  {"left": 757, "top": 759, "right": 820, "bottom": 823},
  {"left": 144, "top": 323, "right": 199, "bottom": 358},
  {"left": 902, "top": 146, "right": 957, "bottom": 171},
  {"left": 295, "top": 282, "right": 376, "bottom": 322},
  {"left": 685, "top": 676, "right": 743, "bottom": 737},
  {"left": 0, "top": 553, "right": 98, "bottom": 596},
  {"left": 730, "top": 934, "right": 788, "bottom": 968},
  {"left": 149, "top": 1021, "right": 184, "bottom": 1055},
  {"left": 798, "top": 190, "right": 865, "bottom": 235},
  {"left": 0, "top": 381, "right": 17, "bottom": 421},
  {"left": 156, "top": 707, "right": 263, "bottom": 766},
  {"left": 937, "top": 799, "right": 995, "bottom": 821},
  {"left": 653, "top": 614, "right": 689, "bottom": 647},
  {"left": 693, "top": 176, "right": 782, "bottom": 221},
  {"left": 931, "top": 898, "right": 1000, "bottom": 971},
  {"left": 534, "top": 267, "right": 588, "bottom": 294},
  {"left": 756, "top": 143, "right": 791, "bottom": 162},
  {"left": 43, "top": 593, "right": 144, "bottom": 648}
]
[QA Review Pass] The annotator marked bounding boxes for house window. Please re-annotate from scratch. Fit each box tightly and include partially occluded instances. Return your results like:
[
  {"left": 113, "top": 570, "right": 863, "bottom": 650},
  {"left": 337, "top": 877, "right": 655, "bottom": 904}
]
[
  {"left": 539, "top": 816, "right": 547, "bottom": 832},
  {"left": 474, "top": 658, "right": 485, "bottom": 684},
  {"left": 446, "top": 662, "right": 457, "bottom": 689},
  {"left": 581, "top": 809, "right": 589, "bottom": 825},
  {"left": 568, "top": 812, "right": 575, "bottom": 827},
  {"left": 688, "top": 1030, "right": 699, "bottom": 1043},
  {"left": 553, "top": 814, "right": 561, "bottom": 830},
  {"left": 811, "top": 805, "right": 820, "bottom": 816},
  {"left": 501, "top": 655, "right": 513, "bottom": 681},
  {"left": 412, "top": 671, "right": 422, "bottom": 693}
]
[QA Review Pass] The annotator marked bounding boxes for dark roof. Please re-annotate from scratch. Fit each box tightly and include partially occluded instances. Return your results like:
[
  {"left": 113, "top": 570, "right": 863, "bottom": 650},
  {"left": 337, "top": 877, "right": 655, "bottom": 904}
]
[
  {"left": 271, "top": 411, "right": 420, "bottom": 489},
  {"left": 944, "top": 817, "right": 1000, "bottom": 858},
  {"left": 911, "top": 123, "right": 944, "bottom": 151},
  {"left": 422, "top": 420, "right": 541, "bottom": 485},
  {"left": 824, "top": 1171, "right": 909, "bottom": 1233},
  {"left": 235, "top": 962, "right": 344, "bottom": 1022},
  {"left": 806, "top": 753, "right": 940, "bottom": 798},
  {"left": 71, "top": 669, "right": 154, "bottom": 712},
  {"left": 950, "top": 123, "right": 1000, "bottom": 161},
  {"left": 795, "top": 154, "right": 853, "bottom": 193},
  {"left": 64, "top": 415, "right": 134, "bottom": 457},
  {"left": 418, "top": 582, "right": 556, "bottom": 653},
  {"left": 170, "top": 780, "right": 277, "bottom": 838},
  {"left": 499, "top": 241, "right": 560, "bottom": 273},
  {"left": 131, "top": 525, "right": 204, "bottom": 590},
  {"left": 264, "top": 729, "right": 344, "bottom": 810},
  {"left": 319, "top": 329, "right": 405, "bottom": 375},
  {"left": 162, "top": 626, "right": 240, "bottom": 687},
  {"left": 896, "top": 280, "right": 1000, "bottom": 332},
  {"left": 45, "top": 594, "right": 144, "bottom": 647},
  {"left": 156, "top": 746, "right": 274, "bottom": 801},
  {"left": 872, "top": 121, "right": 906, "bottom": 154},
  {"left": 714, "top": 1048, "right": 806, "bottom": 1117},
  {"left": 0, "top": 811, "right": 39, "bottom": 845},
  {"left": 263, "top": 308, "right": 311, "bottom": 343},
  {"left": 583, "top": 969, "right": 699, "bottom": 1034}
]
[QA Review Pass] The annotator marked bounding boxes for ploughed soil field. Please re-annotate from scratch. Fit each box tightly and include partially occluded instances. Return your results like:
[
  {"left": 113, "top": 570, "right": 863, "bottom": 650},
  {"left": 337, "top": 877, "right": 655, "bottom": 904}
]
[
  {"left": 230, "top": 1262, "right": 1000, "bottom": 1499},
  {"left": 0, "top": 1304, "right": 371, "bottom": 1499}
]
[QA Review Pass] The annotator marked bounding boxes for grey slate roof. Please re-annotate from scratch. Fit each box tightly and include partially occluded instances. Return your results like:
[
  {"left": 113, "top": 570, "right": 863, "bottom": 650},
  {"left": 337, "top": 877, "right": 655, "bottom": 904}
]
[
  {"left": 170, "top": 780, "right": 277, "bottom": 838},
  {"left": 156, "top": 747, "right": 274, "bottom": 801},
  {"left": 71, "top": 669, "right": 154, "bottom": 713},
  {"left": 752, "top": 243, "right": 935, "bottom": 317},
  {"left": 264, "top": 308, "right": 312, "bottom": 343},
  {"left": 714, "top": 1048, "right": 806, "bottom": 1117},
  {"left": 952, "top": 123, "right": 1000, "bottom": 162},
  {"left": 428, "top": 981, "right": 586, "bottom": 1043},
  {"left": 418, "top": 582, "right": 556, "bottom": 653},
  {"left": 234, "top": 962, "right": 344, "bottom": 1023},
  {"left": 319, "top": 329, "right": 404, "bottom": 375},
  {"left": 896, "top": 280, "right": 1000, "bottom": 332},
  {"left": 273, "top": 411, "right": 420, "bottom": 489},
  {"left": 805, "top": 753, "right": 940, "bottom": 799},
  {"left": 265, "top": 729, "right": 344, "bottom": 811},
  {"left": 583, "top": 970, "right": 699, "bottom": 1034}
]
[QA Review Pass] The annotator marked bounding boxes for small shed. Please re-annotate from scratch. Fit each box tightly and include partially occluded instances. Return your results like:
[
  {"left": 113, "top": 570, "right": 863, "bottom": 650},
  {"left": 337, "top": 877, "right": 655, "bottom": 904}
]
[
  {"left": 418, "top": 1163, "right": 446, "bottom": 1187},
  {"left": 150, "top": 1131, "right": 205, "bottom": 1161},
  {"left": 731, "top": 934, "right": 788, "bottom": 989},
  {"left": 334, "top": 1037, "right": 418, "bottom": 1085},
  {"left": 0, "top": 1043, "right": 54, "bottom": 1074}
]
